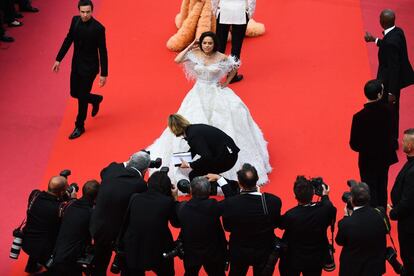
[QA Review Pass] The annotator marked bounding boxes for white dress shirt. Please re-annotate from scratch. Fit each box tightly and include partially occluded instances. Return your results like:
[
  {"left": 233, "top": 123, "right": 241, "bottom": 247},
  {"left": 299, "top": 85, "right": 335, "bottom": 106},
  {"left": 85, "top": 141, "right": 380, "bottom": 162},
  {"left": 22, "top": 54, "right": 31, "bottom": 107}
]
[{"left": 212, "top": 0, "right": 256, "bottom": 25}]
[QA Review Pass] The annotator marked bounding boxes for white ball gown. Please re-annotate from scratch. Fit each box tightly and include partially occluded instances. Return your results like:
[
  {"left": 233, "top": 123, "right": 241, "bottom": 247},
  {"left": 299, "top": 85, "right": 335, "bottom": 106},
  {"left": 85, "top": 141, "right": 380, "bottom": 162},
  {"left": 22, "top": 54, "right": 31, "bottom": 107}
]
[{"left": 147, "top": 52, "right": 271, "bottom": 185}]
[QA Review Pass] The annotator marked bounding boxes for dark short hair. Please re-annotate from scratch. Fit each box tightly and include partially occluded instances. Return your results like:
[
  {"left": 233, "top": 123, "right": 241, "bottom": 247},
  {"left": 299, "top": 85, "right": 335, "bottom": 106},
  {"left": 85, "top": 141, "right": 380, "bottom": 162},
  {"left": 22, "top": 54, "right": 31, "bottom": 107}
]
[
  {"left": 199, "top": 31, "right": 219, "bottom": 53},
  {"left": 404, "top": 128, "right": 414, "bottom": 135},
  {"left": 237, "top": 163, "right": 259, "bottom": 189},
  {"left": 364, "top": 79, "right": 383, "bottom": 100},
  {"left": 148, "top": 171, "right": 172, "bottom": 197},
  {"left": 82, "top": 180, "right": 100, "bottom": 201},
  {"left": 78, "top": 0, "right": 94, "bottom": 10},
  {"left": 351, "top": 182, "right": 370, "bottom": 206},
  {"left": 294, "top": 176, "right": 314, "bottom": 204},
  {"left": 190, "top": 177, "right": 210, "bottom": 199}
]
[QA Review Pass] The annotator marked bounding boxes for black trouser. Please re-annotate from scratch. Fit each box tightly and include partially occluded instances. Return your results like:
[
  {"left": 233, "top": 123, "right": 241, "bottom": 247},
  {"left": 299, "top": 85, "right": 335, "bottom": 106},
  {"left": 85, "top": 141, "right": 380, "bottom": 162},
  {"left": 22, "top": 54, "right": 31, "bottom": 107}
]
[
  {"left": 279, "top": 266, "right": 322, "bottom": 276},
  {"left": 70, "top": 71, "right": 100, "bottom": 129},
  {"left": 189, "top": 152, "right": 238, "bottom": 180},
  {"left": 121, "top": 258, "right": 175, "bottom": 276},
  {"left": 229, "top": 259, "right": 269, "bottom": 276},
  {"left": 184, "top": 259, "right": 226, "bottom": 276},
  {"left": 50, "top": 262, "right": 82, "bottom": 276},
  {"left": 1, "top": 0, "right": 18, "bottom": 23},
  {"left": 399, "top": 231, "right": 414, "bottom": 276},
  {"left": 359, "top": 165, "right": 389, "bottom": 209},
  {"left": 91, "top": 233, "right": 114, "bottom": 276},
  {"left": 381, "top": 88, "right": 400, "bottom": 139},
  {"left": 216, "top": 14, "right": 248, "bottom": 60}
]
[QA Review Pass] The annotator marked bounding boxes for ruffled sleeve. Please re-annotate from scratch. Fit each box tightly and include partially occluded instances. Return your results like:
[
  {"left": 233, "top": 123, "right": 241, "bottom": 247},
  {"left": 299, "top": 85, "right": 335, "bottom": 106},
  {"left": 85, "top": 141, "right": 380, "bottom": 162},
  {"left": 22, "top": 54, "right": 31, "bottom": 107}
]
[
  {"left": 182, "top": 51, "right": 199, "bottom": 81},
  {"left": 219, "top": 55, "right": 241, "bottom": 74}
]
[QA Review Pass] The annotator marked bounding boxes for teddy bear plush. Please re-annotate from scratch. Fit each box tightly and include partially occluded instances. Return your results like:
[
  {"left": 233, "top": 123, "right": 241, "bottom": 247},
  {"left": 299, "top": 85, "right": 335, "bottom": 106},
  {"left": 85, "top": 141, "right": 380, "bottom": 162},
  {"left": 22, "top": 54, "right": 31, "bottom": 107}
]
[{"left": 167, "top": 0, "right": 265, "bottom": 52}]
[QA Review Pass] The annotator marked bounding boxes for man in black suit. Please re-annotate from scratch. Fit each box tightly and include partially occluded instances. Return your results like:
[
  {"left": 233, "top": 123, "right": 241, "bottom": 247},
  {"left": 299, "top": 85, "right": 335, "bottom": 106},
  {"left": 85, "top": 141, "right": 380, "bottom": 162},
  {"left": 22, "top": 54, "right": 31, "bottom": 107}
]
[
  {"left": 278, "top": 176, "right": 336, "bottom": 276},
  {"left": 90, "top": 151, "right": 149, "bottom": 276},
  {"left": 51, "top": 180, "right": 100, "bottom": 276},
  {"left": 22, "top": 176, "right": 75, "bottom": 273},
  {"left": 168, "top": 114, "right": 240, "bottom": 181},
  {"left": 121, "top": 171, "right": 179, "bottom": 276},
  {"left": 214, "top": 163, "right": 281, "bottom": 275},
  {"left": 176, "top": 176, "right": 227, "bottom": 276},
  {"left": 336, "top": 182, "right": 387, "bottom": 276},
  {"left": 365, "top": 9, "right": 414, "bottom": 138},
  {"left": 390, "top": 128, "right": 414, "bottom": 275},
  {"left": 350, "top": 79, "right": 398, "bottom": 208},
  {"left": 52, "top": 0, "right": 108, "bottom": 139}
]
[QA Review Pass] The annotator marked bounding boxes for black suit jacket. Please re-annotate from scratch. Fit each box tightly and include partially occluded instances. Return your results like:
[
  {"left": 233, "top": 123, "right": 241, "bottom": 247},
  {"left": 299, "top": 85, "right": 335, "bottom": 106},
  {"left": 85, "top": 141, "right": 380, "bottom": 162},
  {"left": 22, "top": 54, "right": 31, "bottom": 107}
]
[
  {"left": 53, "top": 197, "right": 93, "bottom": 264},
  {"left": 279, "top": 196, "right": 337, "bottom": 270},
  {"left": 350, "top": 101, "right": 398, "bottom": 169},
  {"left": 176, "top": 197, "right": 227, "bottom": 266},
  {"left": 56, "top": 16, "right": 108, "bottom": 77},
  {"left": 390, "top": 156, "right": 414, "bottom": 235},
  {"left": 377, "top": 26, "right": 414, "bottom": 95},
  {"left": 221, "top": 192, "right": 281, "bottom": 263},
  {"left": 89, "top": 162, "right": 147, "bottom": 241},
  {"left": 22, "top": 191, "right": 64, "bottom": 262},
  {"left": 185, "top": 124, "right": 240, "bottom": 171},
  {"left": 122, "top": 191, "right": 179, "bottom": 270},
  {"left": 336, "top": 207, "right": 387, "bottom": 276}
]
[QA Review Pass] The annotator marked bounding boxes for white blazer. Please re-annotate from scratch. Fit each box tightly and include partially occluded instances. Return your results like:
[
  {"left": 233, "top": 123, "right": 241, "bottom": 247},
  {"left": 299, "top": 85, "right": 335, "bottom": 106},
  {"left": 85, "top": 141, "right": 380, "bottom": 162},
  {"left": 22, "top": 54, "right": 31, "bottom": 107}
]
[{"left": 212, "top": 0, "right": 256, "bottom": 25}]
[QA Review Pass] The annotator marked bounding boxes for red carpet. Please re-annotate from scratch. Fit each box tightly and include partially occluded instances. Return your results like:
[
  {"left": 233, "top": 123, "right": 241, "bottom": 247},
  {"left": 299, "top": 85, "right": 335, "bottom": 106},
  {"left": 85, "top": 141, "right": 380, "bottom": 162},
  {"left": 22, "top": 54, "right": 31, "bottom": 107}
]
[{"left": 1, "top": 0, "right": 413, "bottom": 275}]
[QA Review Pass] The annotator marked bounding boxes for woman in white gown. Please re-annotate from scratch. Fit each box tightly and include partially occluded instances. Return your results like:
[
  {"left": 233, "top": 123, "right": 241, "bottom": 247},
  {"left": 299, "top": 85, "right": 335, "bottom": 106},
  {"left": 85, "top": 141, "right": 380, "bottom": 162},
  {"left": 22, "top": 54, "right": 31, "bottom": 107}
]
[{"left": 148, "top": 32, "right": 271, "bottom": 185}]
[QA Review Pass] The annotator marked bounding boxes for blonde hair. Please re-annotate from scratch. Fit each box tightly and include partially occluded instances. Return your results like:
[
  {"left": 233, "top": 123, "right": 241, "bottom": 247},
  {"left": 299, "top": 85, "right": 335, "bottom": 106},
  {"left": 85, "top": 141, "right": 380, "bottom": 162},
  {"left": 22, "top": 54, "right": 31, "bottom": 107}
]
[{"left": 168, "top": 114, "right": 190, "bottom": 136}]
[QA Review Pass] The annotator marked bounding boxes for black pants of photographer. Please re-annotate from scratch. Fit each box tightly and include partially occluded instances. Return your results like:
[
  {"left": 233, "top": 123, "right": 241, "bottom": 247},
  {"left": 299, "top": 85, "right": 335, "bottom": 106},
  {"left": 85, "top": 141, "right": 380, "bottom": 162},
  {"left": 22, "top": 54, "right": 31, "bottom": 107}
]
[
  {"left": 184, "top": 260, "right": 226, "bottom": 276},
  {"left": 121, "top": 260, "right": 174, "bottom": 276},
  {"left": 91, "top": 236, "right": 113, "bottom": 276},
  {"left": 279, "top": 266, "right": 322, "bottom": 276},
  {"left": 70, "top": 71, "right": 101, "bottom": 129},
  {"left": 400, "top": 234, "right": 414, "bottom": 276},
  {"left": 229, "top": 260, "right": 270, "bottom": 276},
  {"left": 189, "top": 152, "right": 238, "bottom": 180},
  {"left": 49, "top": 263, "right": 82, "bottom": 276}
]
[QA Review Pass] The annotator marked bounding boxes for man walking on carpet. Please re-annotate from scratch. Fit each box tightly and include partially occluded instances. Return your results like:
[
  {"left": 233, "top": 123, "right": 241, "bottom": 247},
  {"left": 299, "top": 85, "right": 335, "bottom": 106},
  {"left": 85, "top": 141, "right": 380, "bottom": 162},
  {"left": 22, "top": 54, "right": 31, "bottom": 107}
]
[{"left": 52, "top": 0, "right": 108, "bottom": 139}]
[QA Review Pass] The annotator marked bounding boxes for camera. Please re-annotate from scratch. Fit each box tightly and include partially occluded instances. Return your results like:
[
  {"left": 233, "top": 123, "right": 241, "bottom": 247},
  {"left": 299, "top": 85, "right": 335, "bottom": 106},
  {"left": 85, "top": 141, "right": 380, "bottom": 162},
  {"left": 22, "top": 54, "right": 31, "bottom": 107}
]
[
  {"left": 59, "top": 169, "right": 79, "bottom": 196},
  {"left": 110, "top": 250, "right": 126, "bottom": 274},
  {"left": 163, "top": 239, "right": 184, "bottom": 259},
  {"left": 262, "top": 237, "right": 287, "bottom": 276},
  {"left": 9, "top": 228, "right": 24, "bottom": 259},
  {"left": 141, "top": 150, "right": 162, "bottom": 169},
  {"left": 76, "top": 246, "right": 95, "bottom": 272},
  {"left": 341, "top": 179, "right": 358, "bottom": 210},
  {"left": 386, "top": 246, "right": 405, "bottom": 275},
  {"left": 177, "top": 179, "right": 218, "bottom": 195},
  {"left": 323, "top": 244, "right": 336, "bottom": 272},
  {"left": 309, "top": 177, "right": 327, "bottom": 197}
]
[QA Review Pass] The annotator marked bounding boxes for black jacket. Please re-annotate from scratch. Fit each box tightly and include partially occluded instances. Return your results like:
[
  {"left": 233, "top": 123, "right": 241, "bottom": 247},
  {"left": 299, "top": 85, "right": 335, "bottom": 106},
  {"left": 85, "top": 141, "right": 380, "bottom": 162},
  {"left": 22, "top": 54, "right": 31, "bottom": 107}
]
[
  {"left": 122, "top": 191, "right": 179, "bottom": 270},
  {"left": 89, "top": 162, "right": 147, "bottom": 241},
  {"left": 53, "top": 197, "right": 93, "bottom": 264},
  {"left": 279, "top": 196, "right": 337, "bottom": 270},
  {"left": 176, "top": 197, "right": 227, "bottom": 266},
  {"left": 390, "top": 156, "right": 414, "bottom": 234},
  {"left": 377, "top": 26, "right": 414, "bottom": 94},
  {"left": 336, "top": 207, "right": 387, "bottom": 276},
  {"left": 221, "top": 192, "right": 281, "bottom": 263},
  {"left": 22, "top": 191, "right": 64, "bottom": 262},
  {"left": 185, "top": 124, "right": 239, "bottom": 171},
  {"left": 350, "top": 101, "right": 398, "bottom": 169},
  {"left": 56, "top": 16, "right": 108, "bottom": 77}
]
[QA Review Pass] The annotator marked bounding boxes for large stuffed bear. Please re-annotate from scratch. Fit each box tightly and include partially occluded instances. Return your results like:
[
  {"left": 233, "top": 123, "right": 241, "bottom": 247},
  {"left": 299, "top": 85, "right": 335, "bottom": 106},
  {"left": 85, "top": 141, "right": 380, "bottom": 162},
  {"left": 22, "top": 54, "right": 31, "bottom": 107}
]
[{"left": 167, "top": 0, "right": 265, "bottom": 51}]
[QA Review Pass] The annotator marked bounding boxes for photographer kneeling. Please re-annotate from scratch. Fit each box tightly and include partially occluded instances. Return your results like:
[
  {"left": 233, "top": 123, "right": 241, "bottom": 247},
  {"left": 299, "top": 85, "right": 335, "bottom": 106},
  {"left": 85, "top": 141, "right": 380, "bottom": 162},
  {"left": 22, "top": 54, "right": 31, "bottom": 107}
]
[
  {"left": 22, "top": 175, "right": 76, "bottom": 273},
  {"left": 336, "top": 182, "right": 387, "bottom": 276},
  {"left": 50, "top": 180, "right": 100, "bottom": 276},
  {"left": 279, "top": 176, "right": 337, "bottom": 276}
]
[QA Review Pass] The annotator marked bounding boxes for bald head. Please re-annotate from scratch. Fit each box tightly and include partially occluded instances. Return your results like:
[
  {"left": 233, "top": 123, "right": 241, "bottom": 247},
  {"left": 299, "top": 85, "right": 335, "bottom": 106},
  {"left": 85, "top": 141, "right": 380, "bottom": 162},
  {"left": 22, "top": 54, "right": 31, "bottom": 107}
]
[
  {"left": 403, "top": 128, "right": 414, "bottom": 156},
  {"left": 380, "top": 9, "right": 395, "bottom": 29},
  {"left": 48, "top": 176, "right": 68, "bottom": 195}
]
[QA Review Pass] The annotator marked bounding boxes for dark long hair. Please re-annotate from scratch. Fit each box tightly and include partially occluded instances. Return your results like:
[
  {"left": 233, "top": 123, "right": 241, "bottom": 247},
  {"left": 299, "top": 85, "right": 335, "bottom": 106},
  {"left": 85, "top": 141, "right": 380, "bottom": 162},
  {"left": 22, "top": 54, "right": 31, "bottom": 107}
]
[{"left": 199, "top": 31, "right": 220, "bottom": 53}]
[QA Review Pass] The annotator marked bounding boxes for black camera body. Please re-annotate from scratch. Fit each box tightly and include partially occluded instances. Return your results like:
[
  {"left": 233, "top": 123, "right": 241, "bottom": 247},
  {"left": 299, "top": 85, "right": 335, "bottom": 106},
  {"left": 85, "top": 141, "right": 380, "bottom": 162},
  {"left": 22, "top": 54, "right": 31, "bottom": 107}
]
[
  {"left": 149, "top": 158, "right": 162, "bottom": 169},
  {"left": 386, "top": 246, "right": 405, "bottom": 275},
  {"left": 309, "top": 177, "right": 327, "bottom": 197},
  {"left": 110, "top": 250, "right": 126, "bottom": 274},
  {"left": 163, "top": 239, "right": 184, "bottom": 259},
  {"left": 323, "top": 244, "right": 336, "bottom": 272},
  {"left": 341, "top": 179, "right": 359, "bottom": 210},
  {"left": 262, "top": 237, "right": 287, "bottom": 276},
  {"left": 59, "top": 169, "right": 79, "bottom": 196}
]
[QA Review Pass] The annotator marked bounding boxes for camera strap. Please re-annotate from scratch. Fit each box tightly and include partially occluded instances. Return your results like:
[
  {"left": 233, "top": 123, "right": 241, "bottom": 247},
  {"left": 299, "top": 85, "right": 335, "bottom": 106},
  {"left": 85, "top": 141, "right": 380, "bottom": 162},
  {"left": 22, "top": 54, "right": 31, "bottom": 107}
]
[
  {"left": 374, "top": 208, "right": 399, "bottom": 253},
  {"left": 17, "top": 190, "right": 41, "bottom": 231},
  {"left": 58, "top": 199, "right": 75, "bottom": 218},
  {"left": 261, "top": 193, "right": 269, "bottom": 215}
]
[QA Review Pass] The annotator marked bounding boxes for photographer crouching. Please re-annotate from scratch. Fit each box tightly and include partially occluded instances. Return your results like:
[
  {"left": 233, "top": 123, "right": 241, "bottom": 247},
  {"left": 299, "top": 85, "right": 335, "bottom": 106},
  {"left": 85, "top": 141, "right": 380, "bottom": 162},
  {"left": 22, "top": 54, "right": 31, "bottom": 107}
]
[
  {"left": 336, "top": 182, "right": 388, "bottom": 276},
  {"left": 279, "top": 176, "right": 337, "bottom": 276},
  {"left": 49, "top": 180, "right": 100, "bottom": 276},
  {"left": 21, "top": 174, "right": 77, "bottom": 273}
]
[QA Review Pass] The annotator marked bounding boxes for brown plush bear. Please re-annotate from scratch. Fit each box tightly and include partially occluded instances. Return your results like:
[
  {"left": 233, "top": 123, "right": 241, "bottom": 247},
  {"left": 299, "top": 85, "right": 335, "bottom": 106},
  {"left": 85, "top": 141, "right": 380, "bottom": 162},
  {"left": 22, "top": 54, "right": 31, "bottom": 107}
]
[{"left": 167, "top": 0, "right": 265, "bottom": 52}]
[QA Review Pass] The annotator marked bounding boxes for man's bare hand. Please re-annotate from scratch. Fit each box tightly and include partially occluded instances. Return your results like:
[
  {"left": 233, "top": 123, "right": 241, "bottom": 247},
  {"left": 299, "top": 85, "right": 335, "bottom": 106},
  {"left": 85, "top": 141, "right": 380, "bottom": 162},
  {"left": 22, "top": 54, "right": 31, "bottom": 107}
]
[
  {"left": 180, "top": 160, "right": 190, "bottom": 169},
  {"left": 52, "top": 61, "right": 60, "bottom": 73},
  {"left": 205, "top": 173, "right": 221, "bottom": 182},
  {"left": 364, "top": 32, "right": 376, "bottom": 42},
  {"left": 99, "top": 76, "right": 107, "bottom": 87}
]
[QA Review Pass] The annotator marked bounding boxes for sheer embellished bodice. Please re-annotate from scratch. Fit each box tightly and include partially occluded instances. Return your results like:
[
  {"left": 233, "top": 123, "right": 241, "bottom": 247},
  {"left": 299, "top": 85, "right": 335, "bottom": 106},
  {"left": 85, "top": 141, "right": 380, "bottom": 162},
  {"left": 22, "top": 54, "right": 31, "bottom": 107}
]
[{"left": 184, "top": 52, "right": 239, "bottom": 84}]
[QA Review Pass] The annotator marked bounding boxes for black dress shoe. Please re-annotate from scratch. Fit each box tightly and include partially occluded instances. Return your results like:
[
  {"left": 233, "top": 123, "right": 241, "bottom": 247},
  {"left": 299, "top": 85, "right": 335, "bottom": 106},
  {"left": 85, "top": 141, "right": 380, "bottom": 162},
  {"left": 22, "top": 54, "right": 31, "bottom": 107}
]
[
  {"left": 21, "top": 6, "right": 39, "bottom": 12},
  {"left": 0, "top": 35, "right": 14, "bottom": 42},
  {"left": 92, "top": 95, "right": 103, "bottom": 117},
  {"left": 229, "top": 74, "right": 244, "bottom": 84},
  {"left": 69, "top": 127, "right": 85, "bottom": 139}
]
